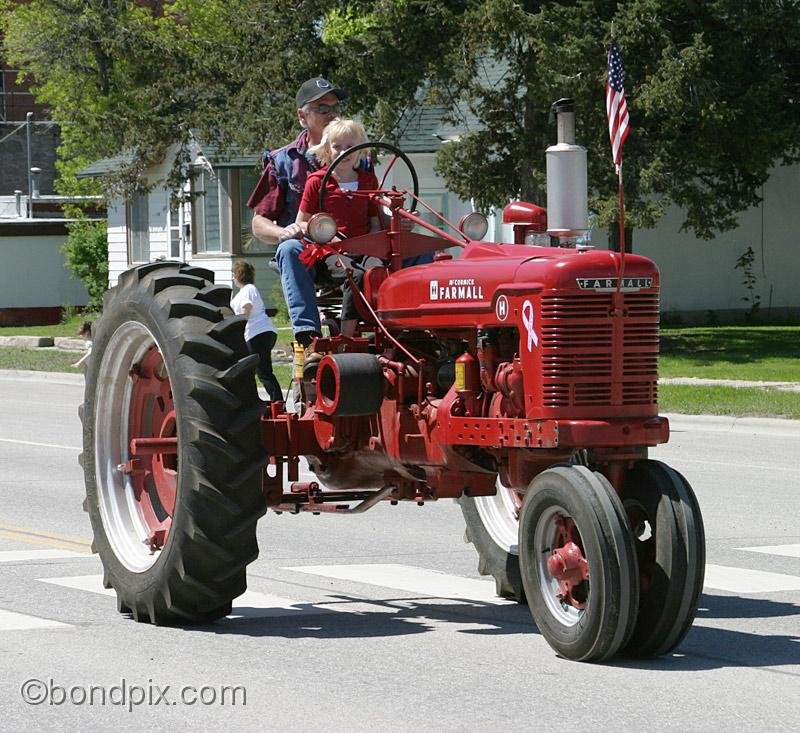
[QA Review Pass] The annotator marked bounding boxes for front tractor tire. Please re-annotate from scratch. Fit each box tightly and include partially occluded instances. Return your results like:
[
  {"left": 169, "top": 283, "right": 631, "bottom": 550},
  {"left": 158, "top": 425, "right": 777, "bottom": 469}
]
[
  {"left": 459, "top": 452, "right": 590, "bottom": 603},
  {"left": 81, "top": 262, "right": 267, "bottom": 624},
  {"left": 518, "top": 466, "right": 639, "bottom": 662},
  {"left": 622, "top": 460, "right": 705, "bottom": 657}
]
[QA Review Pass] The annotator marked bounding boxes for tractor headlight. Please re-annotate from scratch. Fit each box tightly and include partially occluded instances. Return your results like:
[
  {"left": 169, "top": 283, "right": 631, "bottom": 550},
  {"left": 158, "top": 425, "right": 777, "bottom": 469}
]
[
  {"left": 307, "top": 213, "right": 338, "bottom": 244},
  {"left": 458, "top": 212, "right": 489, "bottom": 241}
]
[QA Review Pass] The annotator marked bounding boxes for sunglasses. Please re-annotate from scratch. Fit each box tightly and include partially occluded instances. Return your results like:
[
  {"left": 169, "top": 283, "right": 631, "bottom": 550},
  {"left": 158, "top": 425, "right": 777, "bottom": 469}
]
[{"left": 309, "top": 103, "right": 342, "bottom": 116}]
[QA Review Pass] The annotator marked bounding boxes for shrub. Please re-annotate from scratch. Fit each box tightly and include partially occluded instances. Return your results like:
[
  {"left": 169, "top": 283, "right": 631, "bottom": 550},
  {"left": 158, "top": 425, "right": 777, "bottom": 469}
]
[{"left": 62, "top": 219, "right": 108, "bottom": 311}]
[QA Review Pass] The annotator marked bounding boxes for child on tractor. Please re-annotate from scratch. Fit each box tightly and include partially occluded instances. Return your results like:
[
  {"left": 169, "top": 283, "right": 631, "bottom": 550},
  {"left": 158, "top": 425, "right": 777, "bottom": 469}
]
[{"left": 295, "top": 118, "right": 384, "bottom": 337}]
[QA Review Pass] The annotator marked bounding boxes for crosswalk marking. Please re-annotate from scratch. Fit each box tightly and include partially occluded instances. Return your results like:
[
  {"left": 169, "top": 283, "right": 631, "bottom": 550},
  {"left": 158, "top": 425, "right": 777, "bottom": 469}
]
[
  {"left": 6, "top": 555, "right": 797, "bottom": 630},
  {"left": 39, "top": 575, "right": 114, "bottom": 596},
  {"left": 703, "top": 564, "right": 800, "bottom": 593},
  {"left": 738, "top": 544, "right": 800, "bottom": 559},
  {"left": 0, "top": 608, "right": 70, "bottom": 631},
  {"left": 0, "top": 549, "right": 87, "bottom": 563},
  {"left": 38, "top": 575, "right": 365, "bottom": 619},
  {"left": 286, "top": 564, "right": 516, "bottom": 605}
]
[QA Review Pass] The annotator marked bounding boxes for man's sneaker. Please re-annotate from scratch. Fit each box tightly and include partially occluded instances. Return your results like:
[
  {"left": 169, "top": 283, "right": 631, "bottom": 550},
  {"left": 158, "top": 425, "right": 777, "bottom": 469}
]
[{"left": 295, "top": 330, "right": 321, "bottom": 348}]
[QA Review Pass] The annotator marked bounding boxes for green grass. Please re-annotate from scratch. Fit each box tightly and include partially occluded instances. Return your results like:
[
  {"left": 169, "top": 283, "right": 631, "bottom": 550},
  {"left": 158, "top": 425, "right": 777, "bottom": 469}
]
[
  {"left": 660, "top": 326, "right": 799, "bottom": 381},
  {"left": 659, "top": 384, "right": 800, "bottom": 420},
  {"left": 0, "top": 347, "right": 84, "bottom": 373},
  {"left": 0, "top": 346, "right": 295, "bottom": 386},
  {"left": 3, "top": 324, "right": 799, "bottom": 418},
  {"left": 273, "top": 364, "right": 292, "bottom": 390},
  {"left": 0, "top": 313, "right": 99, "bottom": 338}
]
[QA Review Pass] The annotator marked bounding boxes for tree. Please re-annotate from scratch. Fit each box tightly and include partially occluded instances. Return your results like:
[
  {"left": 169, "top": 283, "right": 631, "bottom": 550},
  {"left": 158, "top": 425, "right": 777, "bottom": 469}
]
[
  {"left": 1, "top": 0, "right": 336, "bottom": 194},
  {"left": 325, "top": 0, "right": 800, "bottom": 242},
  {"left": 3, "top": 0, "right": 799, "bottom": 245}
]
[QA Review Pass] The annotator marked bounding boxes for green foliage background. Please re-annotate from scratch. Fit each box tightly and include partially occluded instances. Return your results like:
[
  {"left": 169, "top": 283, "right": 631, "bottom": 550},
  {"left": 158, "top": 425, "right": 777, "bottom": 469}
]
[
  {"left": 61, "top": 220, "right": 109, "bottom": 311},
  {"left": 3, "top": 0, "right": 798, "bottom": 245}
]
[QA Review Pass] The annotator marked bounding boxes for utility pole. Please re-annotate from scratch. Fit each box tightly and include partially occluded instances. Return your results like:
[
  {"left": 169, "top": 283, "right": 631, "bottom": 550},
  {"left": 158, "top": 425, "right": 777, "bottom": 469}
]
[{"left": 26, "top": 111, "right": 33, "bottom": 218}]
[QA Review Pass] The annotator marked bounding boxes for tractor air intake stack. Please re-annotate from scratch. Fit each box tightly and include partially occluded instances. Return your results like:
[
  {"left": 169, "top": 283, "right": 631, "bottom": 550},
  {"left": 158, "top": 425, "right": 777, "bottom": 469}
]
[{"left": 546, "top": 98, "right": 588, "bottom": 246}]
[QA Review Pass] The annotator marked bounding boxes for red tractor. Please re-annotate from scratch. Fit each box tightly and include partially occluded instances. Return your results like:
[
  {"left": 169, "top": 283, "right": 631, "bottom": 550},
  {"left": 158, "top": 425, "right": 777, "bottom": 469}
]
[{"left": 80, "top": 106, "right": 704, "bottom": 663}]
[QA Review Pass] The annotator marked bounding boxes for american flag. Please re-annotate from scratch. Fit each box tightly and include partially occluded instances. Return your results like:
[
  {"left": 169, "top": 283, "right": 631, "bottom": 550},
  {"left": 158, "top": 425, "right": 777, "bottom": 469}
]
[{"left": 606, "top": 40, "right": 630, "bottom": 169}]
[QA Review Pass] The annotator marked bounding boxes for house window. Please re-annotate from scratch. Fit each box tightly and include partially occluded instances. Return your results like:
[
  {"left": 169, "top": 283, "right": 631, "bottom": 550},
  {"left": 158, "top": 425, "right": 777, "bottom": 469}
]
[
  {"left": 192, "top": 167, "right": 264, "bottom": 255},
  {"left": 192, "top": 170, "right": 223, "bottom": 253},
  {"left": 127, "top": 192, "right": 150, "bottom": 263},
  {"left": 238, "top": 167, "right": 261, "bottom": 252},
  {"left": 168, "top": 195, "right": 186, "bottom": 259}
]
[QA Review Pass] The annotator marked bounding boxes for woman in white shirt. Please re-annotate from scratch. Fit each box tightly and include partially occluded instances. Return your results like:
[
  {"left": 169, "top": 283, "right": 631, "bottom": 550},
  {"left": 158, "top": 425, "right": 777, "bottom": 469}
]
[{"left": 230, "top": 260, "right": 282, "bottom": 402}]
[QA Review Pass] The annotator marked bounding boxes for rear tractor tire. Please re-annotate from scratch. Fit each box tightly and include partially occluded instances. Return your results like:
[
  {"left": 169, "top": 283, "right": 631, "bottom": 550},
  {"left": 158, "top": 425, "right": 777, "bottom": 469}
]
[
  {"left": 80, "top": 262, "right": 267, "bottom": 624},
  {"left": 459, "top": 479, "right": 526, "bottom": 602}
]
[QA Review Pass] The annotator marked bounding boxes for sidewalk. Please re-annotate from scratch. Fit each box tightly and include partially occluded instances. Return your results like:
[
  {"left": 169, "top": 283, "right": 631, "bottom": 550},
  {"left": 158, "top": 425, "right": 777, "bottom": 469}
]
[
  {"left": 660, "top": 377, "right": 800, "bottom": 392},
  {"left": 0, "top": 335, "right": 294, "bottom": 362}
]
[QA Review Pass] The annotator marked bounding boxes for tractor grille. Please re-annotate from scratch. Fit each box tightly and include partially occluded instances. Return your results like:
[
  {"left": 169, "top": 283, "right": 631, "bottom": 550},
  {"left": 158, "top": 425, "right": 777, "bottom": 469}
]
[{"left": 539, "top": 292, "right": 659, "bottom": 409}]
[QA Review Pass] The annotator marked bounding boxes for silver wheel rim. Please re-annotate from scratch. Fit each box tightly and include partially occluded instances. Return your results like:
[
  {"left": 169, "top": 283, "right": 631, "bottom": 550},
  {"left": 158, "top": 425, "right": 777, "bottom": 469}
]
[
  {"left": 94, "top": 321, "right": 166, "bottom": 573},
  {"left": 534, "top": 505, "right": 583, "bottom": 627},
  {"left": 474, "top": 477, "right": 520, "bottom": 555}
]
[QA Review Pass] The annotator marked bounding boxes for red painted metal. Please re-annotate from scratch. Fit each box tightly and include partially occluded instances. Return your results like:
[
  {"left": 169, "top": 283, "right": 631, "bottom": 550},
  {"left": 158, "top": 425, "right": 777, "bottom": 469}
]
[
  {"left": 548, "top": 518, "right": 589, "bottom": 609},
  {"left": 503, "top": 201, "right": 548, "bottom": 243},
  {"left": 127, "top": 347, "right": 176, "bottom": 547},
  {"left": 252, "top": 186, "right": 668, "bottom": 513}
]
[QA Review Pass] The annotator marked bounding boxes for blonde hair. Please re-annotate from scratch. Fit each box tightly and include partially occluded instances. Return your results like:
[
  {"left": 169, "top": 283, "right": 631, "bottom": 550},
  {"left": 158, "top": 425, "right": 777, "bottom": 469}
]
[{"left": 309, "top": 118, "right": 369, "bottom": 167}]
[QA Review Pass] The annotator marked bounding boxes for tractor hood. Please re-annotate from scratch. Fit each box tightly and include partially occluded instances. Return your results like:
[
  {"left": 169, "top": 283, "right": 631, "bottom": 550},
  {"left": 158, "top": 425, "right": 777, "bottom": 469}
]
[{"left": 375, "top": 241, "right": 659, "bottom": 326}]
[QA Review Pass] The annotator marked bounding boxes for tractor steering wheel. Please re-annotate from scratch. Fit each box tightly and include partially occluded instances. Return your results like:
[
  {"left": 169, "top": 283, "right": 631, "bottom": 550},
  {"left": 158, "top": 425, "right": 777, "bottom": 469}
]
[{"left": 319, "top": 141, "right": 419, "bottom": 216}]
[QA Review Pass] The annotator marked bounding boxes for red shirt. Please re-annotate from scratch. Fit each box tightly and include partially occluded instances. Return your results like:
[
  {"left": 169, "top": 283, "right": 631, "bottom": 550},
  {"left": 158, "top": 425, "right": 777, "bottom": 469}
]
[{"left": 299, "top": 168, "right": 380, "bottom": 238}]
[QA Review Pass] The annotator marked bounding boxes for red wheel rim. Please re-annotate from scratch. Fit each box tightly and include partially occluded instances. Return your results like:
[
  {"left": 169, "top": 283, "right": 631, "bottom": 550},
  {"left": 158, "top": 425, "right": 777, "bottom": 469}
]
[
  {"left": 547, "top": 516, "right": 589, "bottom": 610},
  {"left": 127, "top": 347, "right": 177, "bottom": 551}
]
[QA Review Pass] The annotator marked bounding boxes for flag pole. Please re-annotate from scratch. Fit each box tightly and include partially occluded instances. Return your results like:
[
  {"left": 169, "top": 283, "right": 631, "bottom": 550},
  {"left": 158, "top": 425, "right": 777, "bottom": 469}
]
[
  {"left": 607, "top": 36, "right": 630, "bottom": 297},
  {"left": 616, "top": 162, "right": 626, "bottom": 291}
]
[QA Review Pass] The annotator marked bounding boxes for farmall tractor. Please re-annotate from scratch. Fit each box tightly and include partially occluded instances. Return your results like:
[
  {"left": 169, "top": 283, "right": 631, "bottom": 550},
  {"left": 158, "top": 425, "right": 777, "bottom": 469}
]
[{"left": 80, "top": 101, "right": 704, "bottom": 662}]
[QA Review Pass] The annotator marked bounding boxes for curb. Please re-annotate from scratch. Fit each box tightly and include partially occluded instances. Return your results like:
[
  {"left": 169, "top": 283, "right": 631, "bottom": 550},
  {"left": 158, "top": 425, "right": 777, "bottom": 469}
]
[
  {"left": 0, "top": 369, "right": 85, "bottom": 385},
  {"left": 0, "top": 335, "right": 55, "bottom": 348},
  {"left": 663, "top": 412, "right": 800, "bottom": 438}
]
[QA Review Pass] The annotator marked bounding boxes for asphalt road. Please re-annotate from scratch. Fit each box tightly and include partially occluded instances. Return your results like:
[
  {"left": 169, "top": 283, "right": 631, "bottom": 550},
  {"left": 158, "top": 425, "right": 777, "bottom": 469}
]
[{"left": 0, "top": 372, "right": 798, "bottom": 731}]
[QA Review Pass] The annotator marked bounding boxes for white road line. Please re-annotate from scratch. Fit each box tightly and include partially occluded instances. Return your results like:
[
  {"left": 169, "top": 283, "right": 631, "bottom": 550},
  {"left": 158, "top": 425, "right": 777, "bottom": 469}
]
[
  {"left": 0, "top": 609, "right": 70, "bottom": 631},
  {"left": 286, "top": 564, "right": 515, "bottom": 605},
  {"left": 738, "top": 544, "right": 800, "bottom": 559},
  {"left": 39, "top": 575, "right": 115, "bottom": 597},
  {"left": 35, "top": 561, "right": 800, "bottom": 623},
  {"left": 0, "top": 437, "right": 80, "bottom": 451},
  {"left": 704, "top": 564, "right": 800, "bottom": 594},
  {"left": 0, "top": 549, "right": 86, "bottom": 562},
  {"left": 39, "top": 575, "right": 344, "bottom": 619}
]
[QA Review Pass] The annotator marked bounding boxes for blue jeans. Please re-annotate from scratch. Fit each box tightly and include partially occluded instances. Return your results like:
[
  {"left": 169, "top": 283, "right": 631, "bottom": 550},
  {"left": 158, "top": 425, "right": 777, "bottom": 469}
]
[
  {"left": 274, "top": 238, "right": 321, "bottom": 335},
  {"left": 275, "top": 238, "right": 380, "bottom": 336}
]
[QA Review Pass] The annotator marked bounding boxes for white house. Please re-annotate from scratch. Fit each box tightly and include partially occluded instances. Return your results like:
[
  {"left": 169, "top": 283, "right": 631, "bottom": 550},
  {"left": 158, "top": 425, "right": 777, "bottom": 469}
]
[
  {"left": 77, "top": 137, "right": 476, "bottom": 308},
  {"left": 80, "top": 127, "right": 800, "bottom": 322}
]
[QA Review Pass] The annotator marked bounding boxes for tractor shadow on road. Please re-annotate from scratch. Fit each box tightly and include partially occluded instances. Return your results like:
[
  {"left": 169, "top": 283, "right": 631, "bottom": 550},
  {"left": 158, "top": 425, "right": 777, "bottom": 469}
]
[
  {"left": 182, "top": 591, "right": 798, "bottom": 670},
  {"left": 610, "top": 592, "right": 800, "bottom": 671},
  {"left": 188, "top": 593, "right": 536, "bottom": 641}
]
